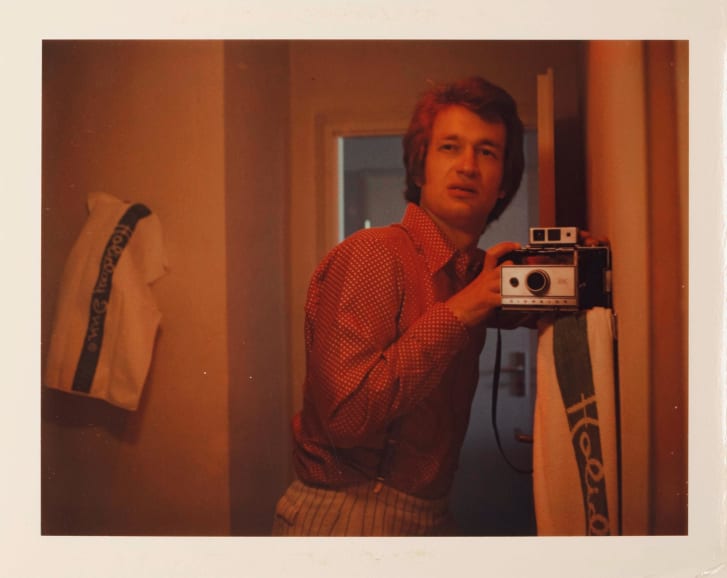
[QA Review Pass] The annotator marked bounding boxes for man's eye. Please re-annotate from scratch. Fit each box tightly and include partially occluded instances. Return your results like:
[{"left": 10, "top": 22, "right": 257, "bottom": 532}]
[
  {"left": 478, "top": 148, "right": 496, "bottom": 158},
  {"left": 439, "top": 143, "right": 458, "bottom": 152}
]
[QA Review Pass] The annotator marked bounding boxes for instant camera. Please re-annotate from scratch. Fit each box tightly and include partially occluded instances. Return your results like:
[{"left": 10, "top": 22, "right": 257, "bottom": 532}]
[{"left": 499, "top": 226, "right": 612, "bottom": 311}]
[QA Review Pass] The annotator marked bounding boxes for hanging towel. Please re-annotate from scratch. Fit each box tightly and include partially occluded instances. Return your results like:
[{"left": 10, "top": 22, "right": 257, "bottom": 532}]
[
  {"left": 45, "top": 192, "right": 168, "bottom": 410},
  {"left": 532, "top": 307, "right": 620, "bottom": 535}
]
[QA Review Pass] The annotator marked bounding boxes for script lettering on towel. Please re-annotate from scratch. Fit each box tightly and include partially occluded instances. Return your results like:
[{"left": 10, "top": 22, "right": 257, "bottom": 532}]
[
  {"left": 85, "top": 297, "right": 108, "bottom": 351},
  {"left": 93, "top": 224, "right": 133, "bottom": 296},
  {"left": 72, "top": 204, "right": 151, "bottom": 393},
  {"left": 566, "top": 393, "right": 610, "bottom": 535},
  {"left": 553, "top": 314, "right": 611, "bottom": 536}
]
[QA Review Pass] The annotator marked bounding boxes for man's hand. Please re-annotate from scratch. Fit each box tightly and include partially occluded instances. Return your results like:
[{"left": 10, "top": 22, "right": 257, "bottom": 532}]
[
  {"left": 446, "top": 241, "right": 520, "bottom": 328},
  {"left": 579, "top": 230, "right": 610, "bottom": 247}
]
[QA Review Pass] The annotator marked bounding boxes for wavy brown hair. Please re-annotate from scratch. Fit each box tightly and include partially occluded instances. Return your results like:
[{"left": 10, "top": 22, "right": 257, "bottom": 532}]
[{"left": 402, "top": 76, "right": 525, "bottom": 224}]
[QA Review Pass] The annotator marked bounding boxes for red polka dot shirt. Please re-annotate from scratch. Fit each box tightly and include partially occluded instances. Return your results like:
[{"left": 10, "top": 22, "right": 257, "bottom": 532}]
[{"left": 292, "top": 202, "right": 487, "bottom": 499}]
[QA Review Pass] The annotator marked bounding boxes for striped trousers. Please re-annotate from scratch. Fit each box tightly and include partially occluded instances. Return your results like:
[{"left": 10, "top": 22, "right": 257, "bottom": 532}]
[{"left": 271, "top": 479, "right": 456, "bottom": 536}]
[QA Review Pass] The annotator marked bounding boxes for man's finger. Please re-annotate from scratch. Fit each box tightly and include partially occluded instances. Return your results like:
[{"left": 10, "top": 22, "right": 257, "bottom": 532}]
[{"left": 484, "top": 241, "right": 521, "bottom": 268}]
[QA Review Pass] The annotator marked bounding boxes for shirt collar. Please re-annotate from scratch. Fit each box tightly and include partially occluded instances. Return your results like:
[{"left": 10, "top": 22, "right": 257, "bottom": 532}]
[{"left": 399, "top": 203, "right": 484, "bottom": 280}]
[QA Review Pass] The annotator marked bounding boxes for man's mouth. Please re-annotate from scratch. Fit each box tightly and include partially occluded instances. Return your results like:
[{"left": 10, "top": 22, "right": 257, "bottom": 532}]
[{"left": 448, "top": 184, "right": 477, "bottom": 195}]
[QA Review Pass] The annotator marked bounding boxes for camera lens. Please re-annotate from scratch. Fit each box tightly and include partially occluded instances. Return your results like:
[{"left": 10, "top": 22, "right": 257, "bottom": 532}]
[{"left": 526, "top": 270, "right": 550, "bottom": 295}]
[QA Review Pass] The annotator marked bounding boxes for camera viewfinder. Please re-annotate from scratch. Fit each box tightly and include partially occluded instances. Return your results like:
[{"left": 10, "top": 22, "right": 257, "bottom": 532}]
[{"left": 547, "top": 229, "right": 561, "bottom": 242}]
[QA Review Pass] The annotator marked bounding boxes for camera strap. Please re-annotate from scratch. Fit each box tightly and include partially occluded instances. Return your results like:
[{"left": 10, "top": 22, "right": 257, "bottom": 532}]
[{"left": 491, "top": 326, "right": 533, "bottom": 475}]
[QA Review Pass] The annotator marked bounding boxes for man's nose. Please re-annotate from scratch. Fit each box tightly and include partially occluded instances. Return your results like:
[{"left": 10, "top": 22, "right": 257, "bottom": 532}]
[{"left": 456, "top": 146, "right": 478, "bottom": 176}]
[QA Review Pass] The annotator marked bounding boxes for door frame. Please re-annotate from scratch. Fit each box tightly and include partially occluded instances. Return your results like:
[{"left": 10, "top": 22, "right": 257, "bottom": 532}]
[{"left": 318, "top": 112, "right": 410, "bottom": 253}]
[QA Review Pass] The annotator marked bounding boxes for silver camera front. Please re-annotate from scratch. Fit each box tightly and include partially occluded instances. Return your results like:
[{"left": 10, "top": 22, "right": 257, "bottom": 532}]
[{"left": 501, "top": 265, "right": 577, "bottom": 309}]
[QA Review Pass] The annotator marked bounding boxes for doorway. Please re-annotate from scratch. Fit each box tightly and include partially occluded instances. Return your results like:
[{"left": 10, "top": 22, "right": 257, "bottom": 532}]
[{"left": 340, "top": 132, "right": 540, "bottom": 535}]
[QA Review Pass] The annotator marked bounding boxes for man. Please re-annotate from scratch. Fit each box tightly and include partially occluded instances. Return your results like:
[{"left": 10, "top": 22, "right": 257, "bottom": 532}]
[{"left": 273, "top": 76, "right": 525, "bottom": 536}]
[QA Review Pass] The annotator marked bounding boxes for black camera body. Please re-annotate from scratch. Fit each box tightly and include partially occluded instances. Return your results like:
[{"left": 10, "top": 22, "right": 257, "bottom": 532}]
[{"left": 499, "top": 227, "right": 611, "bottom": 311}]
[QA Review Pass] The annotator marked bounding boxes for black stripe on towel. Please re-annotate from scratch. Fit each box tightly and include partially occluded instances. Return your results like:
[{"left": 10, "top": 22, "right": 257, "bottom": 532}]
[
  {"left": 71, "top": 203, "right": 151, "bottom": 393},
  {"left": 553, "top": 314, "right": 611, "bottom": 536}
]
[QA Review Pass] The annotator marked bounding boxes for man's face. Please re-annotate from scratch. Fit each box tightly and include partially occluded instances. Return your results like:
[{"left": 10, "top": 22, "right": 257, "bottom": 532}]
[{"left": 419, "top": 105, "right": 506, "bottom": 243}]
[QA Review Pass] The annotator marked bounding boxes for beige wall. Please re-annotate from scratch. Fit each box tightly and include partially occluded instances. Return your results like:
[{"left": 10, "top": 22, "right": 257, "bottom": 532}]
[
  {"left": 42, "top": 40, "right": 231, "bottom": 535},
  {"left": 41, "top": 40, "right": 292, "bottom": 535},
  {"left": 585, "top": 40, "right": 688, "bottom": 535},
  {"left": 223, "top": 41, "right": 292, "bottom": 535}
]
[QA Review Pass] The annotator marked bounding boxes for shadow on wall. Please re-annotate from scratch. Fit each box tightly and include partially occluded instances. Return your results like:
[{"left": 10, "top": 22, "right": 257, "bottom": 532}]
[{"left": 41, "top": 331, "right": 164, "bottom": 535}]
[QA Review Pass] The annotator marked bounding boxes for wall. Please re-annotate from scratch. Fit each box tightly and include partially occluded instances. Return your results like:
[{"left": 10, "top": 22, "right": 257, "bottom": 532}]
[
  {"left": 42, "top": 41, "right": 233, "bottom": 535},
  {"left": 644, "top": 40, "right": 688, "bottom": 535},
  {"left": 585, "top": 40, "right": 688, "bottom": 534},
  {"left": 223, "top": 41, "right": 292, "bottom": 535},
  {"left": 41, "top": 40, "right": 293, "bottom": 536}
]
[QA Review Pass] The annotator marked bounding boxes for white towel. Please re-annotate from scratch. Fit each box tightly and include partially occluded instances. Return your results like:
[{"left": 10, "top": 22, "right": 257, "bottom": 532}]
[
  {"left": 45, "top": 192, "right": 168, "bottom": 410},
  {"left": 532, "top": 307, "right": 620, "bottom": 535}
]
